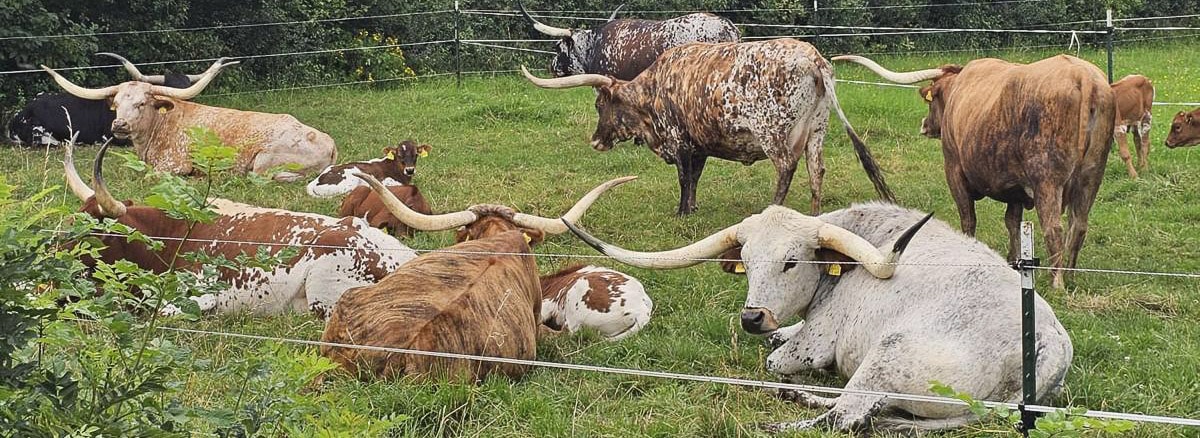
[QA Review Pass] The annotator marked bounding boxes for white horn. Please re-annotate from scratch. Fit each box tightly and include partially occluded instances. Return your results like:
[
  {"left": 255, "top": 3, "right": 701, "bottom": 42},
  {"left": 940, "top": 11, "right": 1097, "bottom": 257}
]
[
  {"left": 186, "top": 58, "right": 240, "bottom": 82},
  {"left": 565, "top": 220, "right": 741, "bottom": 269},
  {"left": 354, "top": 172, "right": 478, "bottom": 231},
  {"left": 518, "top": 1, "right": 573, "bottom": 37},
  {"left": 511, "top": 176, "right": 637, "bottom": 234},
  {"left": 608, "top": 4, "right": 626, "bottom": 21},
  {"left": 521, "top": 66, "right": 612, "bottom": 89},
  {"left": 816, "top": 212, "right": 932, "bottom": 279},
  {"left": 92, "top": 141, "right": 127, "bottom": 218},
  {"left": 149, "top": 58, "right": 237, "bottom": 100},
  {"left": 831, "top": 55, "right": 947, "bottom": 84},
  {"left": 63, "top": 134, "right": 94, "bottom": 201},
  {"left": 41, "top": 65, "right": 118, "bottom": 101},
  {"left": 95, "top": 52, "right": 164, "bottom": 84}
]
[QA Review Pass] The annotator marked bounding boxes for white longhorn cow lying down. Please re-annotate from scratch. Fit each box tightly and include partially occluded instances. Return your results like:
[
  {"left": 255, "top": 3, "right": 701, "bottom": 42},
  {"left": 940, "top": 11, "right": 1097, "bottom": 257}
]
[
  {"left": 43, "top": 62, "right": 337, "bottom": 181},
  {"left": 565, "top": 201, "right": 1073, "bottom": 433}
]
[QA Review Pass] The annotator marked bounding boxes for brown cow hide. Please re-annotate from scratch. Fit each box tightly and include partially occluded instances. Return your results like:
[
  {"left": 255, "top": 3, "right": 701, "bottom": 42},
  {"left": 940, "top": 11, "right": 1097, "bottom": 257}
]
[{"left": 320, "top": 230, "right": 541, "bottom": 382}]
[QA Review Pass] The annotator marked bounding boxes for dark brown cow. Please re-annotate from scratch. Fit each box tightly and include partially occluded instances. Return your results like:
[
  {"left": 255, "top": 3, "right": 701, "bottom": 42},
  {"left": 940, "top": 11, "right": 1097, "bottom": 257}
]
[
  {"left": 306, "top": 140, "right": 431, "bottom": 197},
  {"left": 523, "top": 38, "right": 893, "bottom": 215},
  {"left": 1111, "top": 74, "right": 1155, "bottom": 178},
  {"left": 337, "top": 185, "right": 432, "bottom": 238},
  {"left": 64, "top": 142, "right": 416, "bottom": 318},
  {"left": 319, "top": 174, "right": 634, "bottom": 381},
  {"left": 835, "top": 54, "right": 1115, "bottom": 288},
  {"left": 1165, "top": 108, "right": 1200, "bottom": 148}
]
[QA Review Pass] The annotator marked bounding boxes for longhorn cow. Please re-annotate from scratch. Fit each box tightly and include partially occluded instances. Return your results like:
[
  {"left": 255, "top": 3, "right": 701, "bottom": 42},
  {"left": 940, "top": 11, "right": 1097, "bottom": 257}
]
[
  {"left": 564, "top": 201, "right": 1073, "bottom": 433},
  {"left": 320, "top": 173, "right": 633, "bottom": 381},
  {"left": 65, "top": 142, "right": 414, "bottom": 319},
  {"left": 518, "top": 1, "right": 739, "bottom": 80},
  {"left": 834, "top": 54, "right": 1115, "bottom": 288},
  {"left": 43, "top": 61, "right": 336, "bottom": 181},
  {"left": 523, "top": 38, "right": 894, "bottom": 215}
]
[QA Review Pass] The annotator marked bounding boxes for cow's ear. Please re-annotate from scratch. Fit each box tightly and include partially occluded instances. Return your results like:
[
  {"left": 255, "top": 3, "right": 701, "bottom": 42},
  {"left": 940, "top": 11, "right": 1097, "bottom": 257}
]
[
  {"left": 522, "top": 229, "right": 545, "bottom": 247},
  {"left": 919, "top": 86, "right": 935, "bottom": 103},
  {"left": 1188, "top": 113, "right": 1196, "bottom": 124},
  {"left": 416, "top": 144, "right": 432, "bottom": 157},
  {"left": 151, "top": 99, "right": 175, "bottom": 114},
  {"left": 815, "top": 248, "right": 857, "bottom": 276},
  {"left": 382, "top": 147, "right": 397, "bottom": 160},
  {"left": 107, "top": 97, "right": 116, "bottom": 111},
  {"left": 718, "top": 246, "right": 745, "bottom": 275}
]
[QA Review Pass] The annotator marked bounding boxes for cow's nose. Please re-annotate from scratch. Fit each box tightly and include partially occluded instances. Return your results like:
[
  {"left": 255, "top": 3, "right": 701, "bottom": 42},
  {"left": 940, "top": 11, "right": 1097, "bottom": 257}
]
[
  {"left": 404, "top": 167, "right": 415, "bottom": 176},
  {"left": 740, "top": 309, "right": 766, "bottom": 334}
]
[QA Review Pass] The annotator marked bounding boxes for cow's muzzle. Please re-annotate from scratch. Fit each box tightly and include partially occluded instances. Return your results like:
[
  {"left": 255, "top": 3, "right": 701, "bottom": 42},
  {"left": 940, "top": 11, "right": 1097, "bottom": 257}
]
[
  {"left": 740, "top": 307, "right": 779, "bottom": 335},
  {"left": 111, "top": 120, "right": 131, "bottom": 139},
  {"left": 403, "top": 167, "right": 415, "bottom": 176}
]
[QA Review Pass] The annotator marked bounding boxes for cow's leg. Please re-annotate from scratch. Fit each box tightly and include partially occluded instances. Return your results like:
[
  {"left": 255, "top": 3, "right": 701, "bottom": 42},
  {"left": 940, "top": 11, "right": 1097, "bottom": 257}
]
[
  {"left": 1064, "top": 177, "right": 1103, "bottom": 279},
  {"left": 1115, "top": 126, "right": 1138, "bottom": 178},
  {"left": 770, "top": 158, "right": 798, "bottom": 209},
  {"left": 1136, "top": 114, "right": 1152, "bottom": 171},
  {"left": 803, "top": 129, "right": 826, "bottom": 215},
  {"left": 674, "top": 152, "right": 705, "bottom": 215},
  {"left": 1032, "top": 185, "right": 1066, "bottom": 289},
  {"left": 944, "top": 164, "right": 977, "bottom": 236},
  {"left": 1004, "top": 202, "right": 1024, "bottom": 262},
  {"left": 765, "top": 319, "right": 836, "bottom": 376}
]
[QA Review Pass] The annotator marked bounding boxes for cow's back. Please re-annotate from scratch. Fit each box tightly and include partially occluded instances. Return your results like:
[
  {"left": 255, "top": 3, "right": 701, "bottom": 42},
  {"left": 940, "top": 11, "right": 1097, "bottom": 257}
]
[
  {"left": 942, "top": 56, "right": 1113, "bottom": 200},
  {"left": 1112, "top": 74, "right": 1153, "bottom": 125},
  {"left": 637, "top": 38, "right": 830, "bottom": 162},
  {"left": 321, "top": 231, "right": 541, "bottom": 382},
  {"left": 592, "top": 13, "right": 738, "bottom": 80}
]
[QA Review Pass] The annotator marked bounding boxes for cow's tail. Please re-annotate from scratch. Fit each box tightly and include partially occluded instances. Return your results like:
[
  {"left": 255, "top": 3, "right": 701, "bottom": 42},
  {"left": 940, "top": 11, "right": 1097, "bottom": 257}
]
[{"left": 823, "top": 67, "right": 896, "bottom": 203}]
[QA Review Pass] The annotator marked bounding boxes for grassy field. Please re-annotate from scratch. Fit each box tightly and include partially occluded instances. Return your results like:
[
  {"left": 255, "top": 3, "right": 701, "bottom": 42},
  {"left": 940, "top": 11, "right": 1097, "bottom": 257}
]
[{"left": 2, "top": 41, "right": 1198, "bottom": 436}]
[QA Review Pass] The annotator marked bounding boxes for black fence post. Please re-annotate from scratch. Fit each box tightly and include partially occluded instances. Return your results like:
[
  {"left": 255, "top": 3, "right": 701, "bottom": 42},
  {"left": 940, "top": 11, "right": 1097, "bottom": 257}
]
[
  {"left": 1106, "top": 8, "right": 1114, "bottom": 83},
  {"left": 455, "top": 0, "right": 462, "bottom": 87},
  {"left": 1014, "top": 221, "right": 1040, "bottom": 436}
]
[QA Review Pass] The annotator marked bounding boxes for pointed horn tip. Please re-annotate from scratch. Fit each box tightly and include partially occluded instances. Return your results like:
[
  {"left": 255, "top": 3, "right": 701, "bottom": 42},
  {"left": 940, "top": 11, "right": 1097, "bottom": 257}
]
[
  {"left": 891, "top": 212, "right": 934, "bottom": 254},
  {"left": 561, "top": 219, "right": 609, "bottom": 254}
]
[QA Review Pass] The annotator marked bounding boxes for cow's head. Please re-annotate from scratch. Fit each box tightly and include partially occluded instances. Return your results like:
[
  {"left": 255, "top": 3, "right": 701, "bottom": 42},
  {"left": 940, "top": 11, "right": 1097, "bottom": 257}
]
[
  {"left": 518, "top": 1, "right": 623, "bottom": 77},
  {"left": 1166, "top": 109, "right": 1200, "bottom": 148},
  {"left": 41, "top": 58, "right": 238, "bottom": 140},
  {"left": 565, "top": 205, "right": 930, "bottom": 335},
  {"left": 520, "top": 66, "right": 650, "bottom": 151},
  {"left": 832, "top": 55, "right": 961, "bottom": 139},
  {"left": 355, "top": 172, "right": 636, "bottom": 247},
  {"left": 384, "top": 140, "right": 432, "bottom": 178}
]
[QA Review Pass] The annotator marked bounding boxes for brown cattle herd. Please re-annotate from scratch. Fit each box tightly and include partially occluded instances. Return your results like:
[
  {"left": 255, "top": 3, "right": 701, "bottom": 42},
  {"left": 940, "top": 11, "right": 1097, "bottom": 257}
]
[{"left": 16, "top": 7, "right": 1199, "bottom": 434}]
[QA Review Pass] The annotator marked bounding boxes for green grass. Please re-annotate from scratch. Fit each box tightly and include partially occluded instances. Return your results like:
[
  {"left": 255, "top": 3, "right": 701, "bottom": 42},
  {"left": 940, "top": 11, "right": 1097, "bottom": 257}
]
[{"left": 3, "top": 41, "right": 1199, "bottom": 436}]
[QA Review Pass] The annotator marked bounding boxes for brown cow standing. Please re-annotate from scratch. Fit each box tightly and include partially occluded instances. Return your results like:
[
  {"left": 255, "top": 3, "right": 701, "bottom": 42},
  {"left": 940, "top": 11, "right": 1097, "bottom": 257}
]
[
  {"left": 835, "top": 54, "right": 1115, "bottom": 289},
  {"left": 1111, "top": 74, "right": 1155, "bottom": 178},
  {"left": 1165, "top": 108, "right": 1200, "bottom": 148},
  {"left": 337, "top": 185, "right": 432, "bottom": 238},
  {"left": 320, "top": 174, "right": 635, "bottom": 382}
]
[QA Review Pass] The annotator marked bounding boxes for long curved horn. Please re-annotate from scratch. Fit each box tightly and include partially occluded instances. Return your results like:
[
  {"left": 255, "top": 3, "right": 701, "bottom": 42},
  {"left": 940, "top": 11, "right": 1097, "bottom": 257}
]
[
  {"left": 63, "top": 134, "right": 94, "bottom": 201},
  {"left": 511, "top": 176, "right": 637, "bottom": 234},
  {"left": 186, "top": 57, "right": 241, "bottom": 82},
  {"left": 95, "top": 52, "right": 165, "bottom": 84},
  {"left": 565, "top": 220, "right": 741, "bottom": 269},
  {"left": 521, "top": 66, "right": 612, "bottom": 89},
  {"left": 41, "top": 65, "right": 119, "bottom": 100},
  {"left": 518, "top": 1, "right": 572, "bottom": 37},
  {"left": 92, "top": 141, "right": 127, "bottom": 218},
  {"left": 354, "top": 172, "right": 478, "bottom": 231},
  {"left": 608, "top": 4, "right": 626, "bottom": 21},
  {"left": 831, "top": 55, "right": 946, "bottom": 84},
  {"left": 148, "top": 58, "right": 237, "bottom": 100},
  {"left": 816, "top": 212, "right": 932, "bottom": 278}
]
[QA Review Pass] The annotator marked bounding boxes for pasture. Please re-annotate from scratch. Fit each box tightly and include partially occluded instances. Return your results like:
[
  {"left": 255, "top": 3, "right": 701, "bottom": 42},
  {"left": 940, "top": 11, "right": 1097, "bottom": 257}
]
[{"left": 2, "top": 41, "right": 1198, "bottom": 436}]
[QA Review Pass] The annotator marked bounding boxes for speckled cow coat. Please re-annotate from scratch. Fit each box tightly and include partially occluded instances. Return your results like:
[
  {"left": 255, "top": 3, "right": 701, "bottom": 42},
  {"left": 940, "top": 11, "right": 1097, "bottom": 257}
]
[
  {"left": 306, "top": 140, "right": 430, "bottom": 197},
  {"left": 108, "top": 82, "right": 337, "bottom": 178},
  {"left": 920, "top": 55, "right": 1113, "bottom": 288},
  {"left": 80, "top": 196, "right": 416, "bottom": 318},
  {"left": 550, "top": 13, "right": 739, "bottom": 80},
  {"left": 591, "top": 38, "right": 892, "bottom": 215},
  {"left": 320, "top": 230, "right": 541, "bottom": 382},
  {"left": 734, "top": 203, "right": 1073, "bottom": 432},
  {"left": 538, "top": 265, "right": 652, "bottom": 341}
]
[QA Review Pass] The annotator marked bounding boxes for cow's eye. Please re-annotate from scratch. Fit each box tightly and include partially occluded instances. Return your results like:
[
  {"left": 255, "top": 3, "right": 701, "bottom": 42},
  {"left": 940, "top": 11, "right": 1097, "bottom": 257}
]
[{"left": 782, "top": 258, "right": 799, "bottom": 273}]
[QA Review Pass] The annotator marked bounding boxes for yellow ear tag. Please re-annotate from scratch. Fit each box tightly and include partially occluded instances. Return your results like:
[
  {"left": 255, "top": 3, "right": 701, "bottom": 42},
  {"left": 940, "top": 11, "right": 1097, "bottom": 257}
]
[
  {"left": 734, "top": 262, "right": 746, "bottom": 273},
  {"left": 385, "top": 151, "right": 395, "bottom": 160},
  {"left": 523, "top": 233, "right": 533, "bottom": 244},
  {"left": 109, "top": 104, "right": 116, "bottom": 111},
  {"left": 157, "top": 106, "right": 168, "bottom": 114},
  {"left": 827, "top": 264, "right": 842, "bottom": 276},
  {"left": 924, "top": 90, "right": 934, "bottom": 102},
  {"left": 418, "top": 150, "right": 428, "bottom": 158}
]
